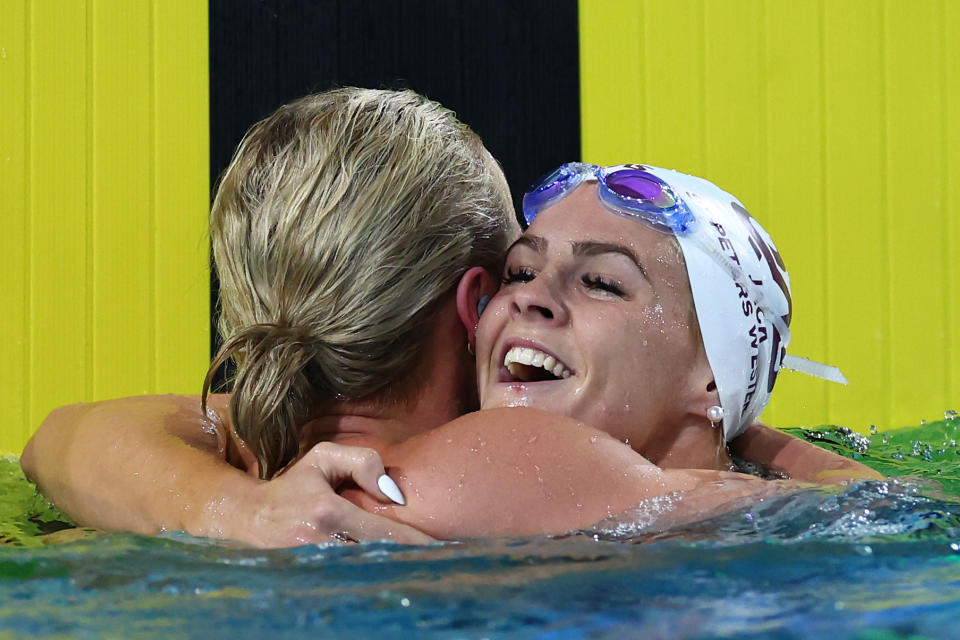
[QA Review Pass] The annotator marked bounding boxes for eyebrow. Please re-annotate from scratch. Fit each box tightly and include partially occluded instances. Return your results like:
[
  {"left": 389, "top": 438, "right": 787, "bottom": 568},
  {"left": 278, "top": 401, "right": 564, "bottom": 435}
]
[
  {"left": 571, "top": 241, "right": 648, "bottom": 280},
  {"left": 506, "top": 234, "right": 547, "bottom": 255},
  {"left": 506, "top": 235, "right": 649, "bottom": 281}
]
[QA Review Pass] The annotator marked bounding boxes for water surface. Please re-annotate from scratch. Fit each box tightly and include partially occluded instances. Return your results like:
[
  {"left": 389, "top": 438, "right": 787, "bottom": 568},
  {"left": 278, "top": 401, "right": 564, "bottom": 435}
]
[{"left": 3, "top": 415, "right": 959, "bottom": 639}]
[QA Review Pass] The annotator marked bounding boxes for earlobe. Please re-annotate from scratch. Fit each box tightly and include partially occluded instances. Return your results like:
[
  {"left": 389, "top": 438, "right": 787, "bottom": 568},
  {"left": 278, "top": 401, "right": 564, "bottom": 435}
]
[
  {"left": 697, "top": 379, "right": 721, "bottom": 415},
  {"left": 456, "top": 267, "right": 498, "bottom": 347},
  {"left": 686, "top": 356, "right": 720, "bottom": 421}
]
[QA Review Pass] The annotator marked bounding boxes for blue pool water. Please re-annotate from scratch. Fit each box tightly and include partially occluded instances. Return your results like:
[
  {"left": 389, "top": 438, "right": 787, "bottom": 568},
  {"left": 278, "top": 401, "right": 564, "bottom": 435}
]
[{"left": 3, "top": 415, "right": 960, "bottom": 639}]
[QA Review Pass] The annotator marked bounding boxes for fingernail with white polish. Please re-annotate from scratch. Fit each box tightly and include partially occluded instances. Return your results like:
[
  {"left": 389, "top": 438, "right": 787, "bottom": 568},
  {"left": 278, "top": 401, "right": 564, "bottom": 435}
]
[{"left": 377, "top": 474, "right": 406, "bottom": 505}]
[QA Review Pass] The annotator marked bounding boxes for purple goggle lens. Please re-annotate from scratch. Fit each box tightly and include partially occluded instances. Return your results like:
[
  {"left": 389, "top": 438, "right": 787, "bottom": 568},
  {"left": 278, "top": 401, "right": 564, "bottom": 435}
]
[{"left": 604, "top": 170, "right": 676, "bottom": 207}]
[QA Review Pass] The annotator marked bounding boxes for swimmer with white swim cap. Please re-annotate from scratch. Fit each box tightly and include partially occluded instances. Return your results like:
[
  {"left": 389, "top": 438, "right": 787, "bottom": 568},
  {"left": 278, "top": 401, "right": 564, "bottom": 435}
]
[{"left": 474, "top": 162, "right": 846, "bottom": 468}]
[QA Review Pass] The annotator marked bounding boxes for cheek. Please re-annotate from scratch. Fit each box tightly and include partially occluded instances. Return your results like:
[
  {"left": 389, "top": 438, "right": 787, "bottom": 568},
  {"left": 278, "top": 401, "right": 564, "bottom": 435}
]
[
  {"left": 475, "top": 299, "right": 509, "bottom": 365},
  {"left": 604, "top": 306, "right": 694, "bottom": 388}
]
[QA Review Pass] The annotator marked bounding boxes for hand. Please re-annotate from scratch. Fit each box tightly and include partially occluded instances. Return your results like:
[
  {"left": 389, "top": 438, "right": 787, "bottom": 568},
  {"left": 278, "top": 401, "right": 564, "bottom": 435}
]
[{"left": 214, "top": 442, "right": 434, "bottom": 547}]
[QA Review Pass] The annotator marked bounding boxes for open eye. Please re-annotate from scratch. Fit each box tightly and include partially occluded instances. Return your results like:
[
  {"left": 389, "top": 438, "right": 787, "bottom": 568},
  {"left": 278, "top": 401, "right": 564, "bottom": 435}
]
[
  {"left": 502, "top": 265, "right": 536, "bottom": 285},
  {"left": 581, "top": 273, "right": 625, "bottom": 297}
]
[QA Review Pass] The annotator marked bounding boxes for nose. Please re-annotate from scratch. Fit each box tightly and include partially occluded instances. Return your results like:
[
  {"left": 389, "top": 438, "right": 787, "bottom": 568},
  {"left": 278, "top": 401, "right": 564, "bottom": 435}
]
[{"left": 508, "top": 274, "right": 568, "bottom": 325}]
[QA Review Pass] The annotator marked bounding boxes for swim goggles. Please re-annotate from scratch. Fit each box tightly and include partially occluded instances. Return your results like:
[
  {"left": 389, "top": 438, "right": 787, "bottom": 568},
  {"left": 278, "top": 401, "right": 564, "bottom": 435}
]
[
  {"left": 521, "top": 162, "right": 696, "bottom": 235},
  {"left": 520, "top": 162, "right": 791, "bottom": 346}
]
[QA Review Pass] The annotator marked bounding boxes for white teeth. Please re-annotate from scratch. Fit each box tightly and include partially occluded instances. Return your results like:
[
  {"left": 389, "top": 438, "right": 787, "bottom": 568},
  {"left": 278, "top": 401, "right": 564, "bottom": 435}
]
[{"left": 503, "top": 346, "right": 572, "bottom": 380}]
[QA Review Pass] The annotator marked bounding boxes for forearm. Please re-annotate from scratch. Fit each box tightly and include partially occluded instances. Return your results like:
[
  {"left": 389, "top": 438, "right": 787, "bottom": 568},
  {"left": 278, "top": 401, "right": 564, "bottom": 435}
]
[
  {"left": 730, "top": 422, "right": 882, "bottom": 483},
  {"left": 21, "top": 395, "right": 259, "bottom": 538}
]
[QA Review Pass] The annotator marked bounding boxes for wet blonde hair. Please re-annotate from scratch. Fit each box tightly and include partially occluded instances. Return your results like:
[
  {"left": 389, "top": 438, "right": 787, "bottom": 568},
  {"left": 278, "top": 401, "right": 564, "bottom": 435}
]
[{"left": 202, "top": 88, "right": 514, "bottom": 478}]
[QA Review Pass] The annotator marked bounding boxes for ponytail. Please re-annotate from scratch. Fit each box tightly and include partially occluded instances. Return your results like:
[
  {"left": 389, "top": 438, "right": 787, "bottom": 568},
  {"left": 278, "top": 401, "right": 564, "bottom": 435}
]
[{"left": 202, "top": 322, "right": 316, "bottom": 479}]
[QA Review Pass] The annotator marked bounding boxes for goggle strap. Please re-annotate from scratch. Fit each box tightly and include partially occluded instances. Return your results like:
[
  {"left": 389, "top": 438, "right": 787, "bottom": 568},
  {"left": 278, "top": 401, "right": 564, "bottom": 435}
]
[{"left": 782, "top": 354, "right": 848, "bottom": 385}]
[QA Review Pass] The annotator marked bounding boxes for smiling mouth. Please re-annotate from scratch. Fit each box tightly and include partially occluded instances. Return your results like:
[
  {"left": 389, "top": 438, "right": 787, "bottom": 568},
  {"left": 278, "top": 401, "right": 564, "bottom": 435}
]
[{"left": 503, "top": 346, "right": 573, "bottom": 383}]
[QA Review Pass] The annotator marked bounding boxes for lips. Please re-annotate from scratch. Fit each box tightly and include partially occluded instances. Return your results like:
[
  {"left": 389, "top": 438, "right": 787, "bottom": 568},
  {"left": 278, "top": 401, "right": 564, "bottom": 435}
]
[{"left": 502, "top": 345, "right": 573, "bottom": 382}]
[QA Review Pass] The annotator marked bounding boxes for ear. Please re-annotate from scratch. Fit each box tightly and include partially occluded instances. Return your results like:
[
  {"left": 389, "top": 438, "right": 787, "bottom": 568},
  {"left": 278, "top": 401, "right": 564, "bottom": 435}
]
[
  {"left": 456, "top": 267, "right": 497, "bottom": 348},
  {"left": 686, "top": 352, "right": 720, "bottom": 420}
]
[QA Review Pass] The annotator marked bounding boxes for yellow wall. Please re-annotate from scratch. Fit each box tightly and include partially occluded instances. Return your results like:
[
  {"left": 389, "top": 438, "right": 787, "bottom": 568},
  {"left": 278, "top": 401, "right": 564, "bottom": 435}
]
[
  {"left": 581, "top": 0, "right": 959, "bottom": 431},
  {"left": 1, "top": 1, "right": 955, "bottom": 456},
  {"left": 0, "top": 1, "right": 210, "bottom": 455}
]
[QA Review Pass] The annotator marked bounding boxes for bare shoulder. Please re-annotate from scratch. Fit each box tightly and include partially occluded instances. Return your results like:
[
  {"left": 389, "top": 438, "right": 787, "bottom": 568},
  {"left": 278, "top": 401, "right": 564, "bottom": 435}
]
[
  {"left": 345, "top": 408, "right": 676, "bottom": 538},
  {"left": 398, "top": 407, "right": 652, "bottom": 471}
]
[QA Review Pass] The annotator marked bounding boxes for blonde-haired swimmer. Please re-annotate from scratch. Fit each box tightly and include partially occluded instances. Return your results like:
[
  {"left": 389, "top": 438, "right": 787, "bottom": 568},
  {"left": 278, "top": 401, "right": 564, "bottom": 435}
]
[
  {"left": 205, "top": 88, "right": 516, "bottom": 480},
  {"left": 24, "top": 88, "right": 515, "bottom": 545},
  {"left": 22, "top": 115, "right": 877, "bottom": 545}
]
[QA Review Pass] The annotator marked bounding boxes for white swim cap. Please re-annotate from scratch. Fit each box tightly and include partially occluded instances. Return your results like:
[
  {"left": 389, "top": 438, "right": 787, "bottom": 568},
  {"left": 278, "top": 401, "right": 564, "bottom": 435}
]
[
  {"left": 522, "top": 163, "right": 844, "bottom": 441},
  {"left": 638, "top": 166, "right": 791, "bottom": 440}
]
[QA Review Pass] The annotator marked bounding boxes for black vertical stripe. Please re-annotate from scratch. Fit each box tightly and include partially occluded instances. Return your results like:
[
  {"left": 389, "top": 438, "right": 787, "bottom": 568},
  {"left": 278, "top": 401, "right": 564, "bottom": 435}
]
[{"left": 209, "top": 0, "right": 580, "bottom": 368}]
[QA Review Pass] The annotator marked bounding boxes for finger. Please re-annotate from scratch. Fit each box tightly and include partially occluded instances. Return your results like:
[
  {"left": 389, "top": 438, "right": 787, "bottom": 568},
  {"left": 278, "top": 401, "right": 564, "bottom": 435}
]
[
  {"left": 303, "top": 442, "right": 406, "bottom": 505},
  {"left": 328, "top": 505, "right": 435, "bottom": 545}
]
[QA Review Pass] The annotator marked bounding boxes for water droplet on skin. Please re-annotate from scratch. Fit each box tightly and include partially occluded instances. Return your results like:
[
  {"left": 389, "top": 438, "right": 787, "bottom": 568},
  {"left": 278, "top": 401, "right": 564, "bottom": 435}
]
[
  {"left": 589, "top": 434, "right": 599, "bottom": 444},
  {"left": 528, "top": 435, "right": 538, "bottom": 444}
]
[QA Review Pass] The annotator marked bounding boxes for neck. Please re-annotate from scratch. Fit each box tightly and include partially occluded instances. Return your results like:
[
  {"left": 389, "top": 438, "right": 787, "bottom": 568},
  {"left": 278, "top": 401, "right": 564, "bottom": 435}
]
[
  {"left": 299, "top": 294, "right": 476, "bottom": 451},
  {"left": 644, "top": 418, "right": 733, "bottom": 470}
]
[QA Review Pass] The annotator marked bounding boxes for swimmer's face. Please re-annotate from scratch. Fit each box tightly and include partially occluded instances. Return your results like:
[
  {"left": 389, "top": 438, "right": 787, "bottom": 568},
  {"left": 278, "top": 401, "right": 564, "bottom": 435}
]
[{"left": 476, "top": 183, "right": 711, "bottom": 451}]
